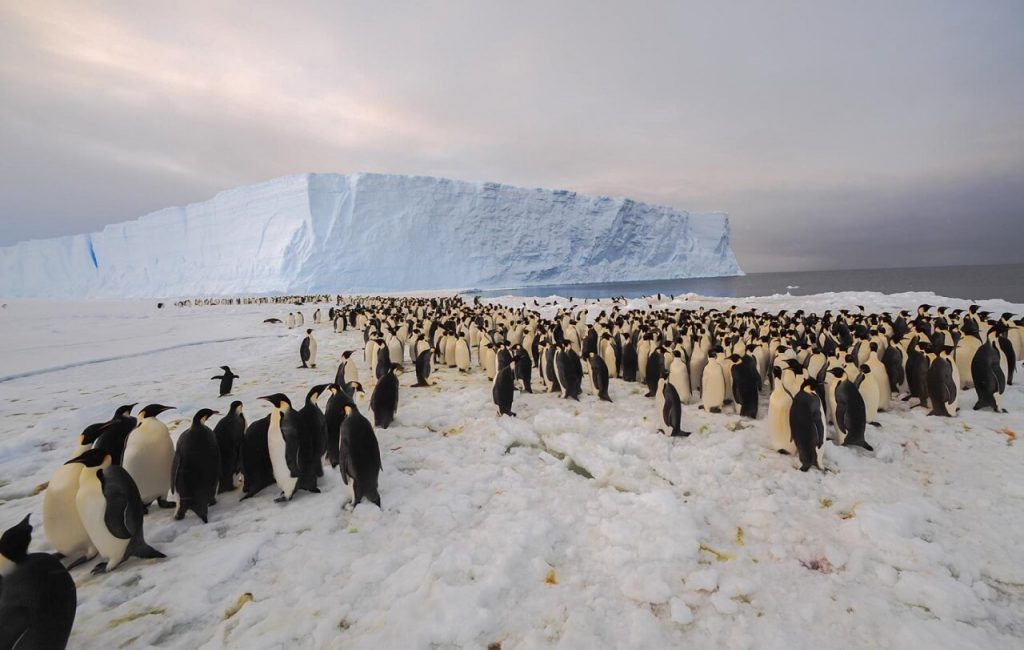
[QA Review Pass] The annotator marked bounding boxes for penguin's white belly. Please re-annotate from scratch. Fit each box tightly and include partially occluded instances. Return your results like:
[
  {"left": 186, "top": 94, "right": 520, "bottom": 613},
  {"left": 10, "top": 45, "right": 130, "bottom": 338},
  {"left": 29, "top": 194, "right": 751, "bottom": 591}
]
[
  {"left": 455, "top": 343, "right": 471, "bottom": 370},
  {"left": 123, "top": 433, "right": 173, "bottom": 504},
  {"left": 387, "top": 340, "right": 402, "bottom": 364},
  {"left": 669, "top": 363, "right": 690, "bottom": 404},
  {"left": 43, "top": 464, "right": 94, "bottom": 558},
  {"left": 76, "top": 477, "right": 128, "bottom": 566},
  {"left": 267, "top": 419, "right": 298, "bottom": 497},
  {"left": 956, "top": 342, "right": 977, "bottom": 389},
  {"left": 602, "top": 348, "right": 617, "bottom": 378},
  {"left": 702, "top": 363, "right": 725, "bottom": 410},
  {"left": 689, "top": 355, "right": 707, "bottom": 393},
  {"left": 768, "top": 390, "right": 794, "bottom": 453},
  {"left": 655, "top": 378, "right": 666, "bottom": 415},
  {"left": 308, "top": 338, "right": 318, "bottom": 365}
]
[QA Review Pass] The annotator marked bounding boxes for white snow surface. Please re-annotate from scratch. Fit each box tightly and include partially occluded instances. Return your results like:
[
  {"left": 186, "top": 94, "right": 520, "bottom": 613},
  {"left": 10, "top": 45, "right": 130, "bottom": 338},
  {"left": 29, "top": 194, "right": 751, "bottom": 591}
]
[
  {"left": 1, "top": 290, "right": 1022, "bottom": 649},
  {"left": 0, "top": 173, "right": 742, "bottom": 298}
]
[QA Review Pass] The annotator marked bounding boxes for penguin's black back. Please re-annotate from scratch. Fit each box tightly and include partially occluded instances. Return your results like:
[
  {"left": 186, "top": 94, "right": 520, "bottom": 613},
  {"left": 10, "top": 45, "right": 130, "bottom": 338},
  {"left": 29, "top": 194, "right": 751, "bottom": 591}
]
[
  {"left": 0, "top": 552, "right": 77, "bottom": 649},
  {"left": 241, "top": 415, "right": 275, "bottom": 498},
  {"left": 214, "top": 411, "right": 246, "bottom": 492},
  {"left": 370, "top": 372, "right": 399, "bottom": 429},
  {"left": 340, "top": 410, "right": 382, "bottom": 506},
  {"left": 173, "top": 422, "right": 221, "bottom": 521}
]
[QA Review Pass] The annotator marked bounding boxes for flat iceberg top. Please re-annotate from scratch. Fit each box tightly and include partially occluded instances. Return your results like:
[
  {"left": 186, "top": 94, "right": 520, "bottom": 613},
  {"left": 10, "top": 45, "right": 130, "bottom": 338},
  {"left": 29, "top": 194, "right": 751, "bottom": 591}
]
[{"left": 0, "top": 172, "right": 743, "bottom": 297}]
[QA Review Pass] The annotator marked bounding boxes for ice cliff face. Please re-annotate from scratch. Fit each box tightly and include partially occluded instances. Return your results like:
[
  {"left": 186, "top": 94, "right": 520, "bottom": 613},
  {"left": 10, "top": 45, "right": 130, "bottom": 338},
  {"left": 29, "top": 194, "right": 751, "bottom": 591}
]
[{"left": 0, "top": 173, "right": 743, "bottom": 297}]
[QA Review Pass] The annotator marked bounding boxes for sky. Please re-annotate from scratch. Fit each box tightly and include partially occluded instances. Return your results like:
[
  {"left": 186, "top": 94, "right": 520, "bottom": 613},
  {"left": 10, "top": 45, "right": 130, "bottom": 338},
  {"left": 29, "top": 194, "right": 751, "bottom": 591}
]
[{"left": 1, "top": 1, "right": 1022, "bottom": 272}]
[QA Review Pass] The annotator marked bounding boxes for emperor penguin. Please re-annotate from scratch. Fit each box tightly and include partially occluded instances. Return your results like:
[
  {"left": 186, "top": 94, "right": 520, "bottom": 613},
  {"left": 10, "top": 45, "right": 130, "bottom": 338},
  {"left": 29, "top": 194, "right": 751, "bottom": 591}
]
[
  {"left": 122, "top": 404, "right": 176, "bottom": 509},
  {"left": 214, "top": 400, "right": 246, "bottom": 493},
  {"left": 297, "top": 384, "right": 329, "bottom": 491},
  {"left": 260, "top": 394, "right": 302, "bottom": 502},
  {"left": 926, "top": 347, "right": 959, "bottom": 416},
  {"left": 211, "top": 365, "right": 239, "bottom": 397},
  {"left": 455, "top": 333, "right": 472, "bottom": 372},
  {"left": 172, "top": 408, "right": 222, "bottom": 523},
  {"left": 971, "top": 327, "right": 1007, "bottom": 412},
  {"left": 827, "top": 368, "right": 873, "bottom": 450},
  {"left": 856, "top": 364, "right": 881, "bottom": 426},
  {"left": 768, "top": 366, "right": 796, "bottom": 455},
  {"left": 513, "top": 346, "right": 533, "bottom": 393},
  {"left": 701, "top": 350, "right": 726, "bottom": 413},
  {"left": 644, "top": 347, "right": 665, "bottom": 398},
  {"left": 72, "top": 449, "right": 165, "bottom": 573},
  {"left": 43, "top": 426, "right": 103, "bottom": 568},
  {"left": 240, "top": 415, "right": 275, "bottom": 500},
  {"left": 660, "top": 380, "right": 690, "bottom": 437},
  {"left": 300, "top": 329, "right": 317, "bottom": 368},
  {"left": 313, "top": 307, "right": 322, "bottom": 324},
  {"left": 0, "top": 514, "right": 77, "bottom": 649},
  {"left": 586, "top": 352, "right": 612, "bottom": 402},
  {"left": 493, "top": 362, "right": 517, "bottom": 416},
  {"left": 295, "top": 311, "right": 305, "bottom": 327},
  {"left": 286, "top": 312, "right": 296, "bottom": 329},
  {"left": 790, "top": 379, "right": 826, "bottom": 471},
  {"left": 668, "top": 350, "right": 691, "bottom": 404},
  {"left": 865, "top": 343, "right": 891, "bottom": 411},
  {"left": 338, "top": 406, "right": 382, "bottom": 508},
  {"left": 325, "top": 382, "right": 364, "bottom": 467},
  {"left": 730, "top": 353, "right": 760, "bottom": 418},
  {"left": 412, "top": 349, "right": 433, "bottom": 387},
  {"left": 370, "top": 364, "right": 402, "bottom": 429},
  {"left": 955, "top": 328, "right": 983, "bottom": 389}
]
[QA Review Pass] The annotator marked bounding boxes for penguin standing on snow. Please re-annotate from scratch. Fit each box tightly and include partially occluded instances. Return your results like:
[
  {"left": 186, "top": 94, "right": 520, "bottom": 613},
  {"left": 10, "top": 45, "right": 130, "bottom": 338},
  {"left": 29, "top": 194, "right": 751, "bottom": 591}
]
[
  {"left": 91, "top": 403, "right": 137, "bottom": 465},
  {"left": 43, "top": 426, "right": 105, "bottom": 569},
  {"left": 768, "top": 366, "right": 796, "bottom": 455},
  {"left": 171, "top": 409, "right": 221, "bottom": 523},
  {"left": 0, "top": 514, "right": 77, "bottom": 649},
  {"left": 72, "top": 449, "right": 165, "bottom": 573},
  {"left": 214, "top": 401, "right": 246, "bottom": 493},
  {"left": 412, "top": 349, "right": 433, "bottom": 387},
  {"left": 789, "top": 379, "right": 826, "bottom": 471},
  {"left": 338, "top": 406, "right": 382, "bottom": 508},
  {"left": 122, "top": 404, "right": 176, "bottom": 510},
  {"left": 730, "top": 354, "right": 760, "bottom": 418},
  {"left": 300, "top": 329, "right": 317, "bottom": 368},
  {"left": 827, "top": 368, "right": 873, "bottom": 451},
  {"left": 325, "top": 382, "right": 364, "bottom": 467},
  {"left": 260, "top": 394, "right": 302, "bottom": 502},
  {"left": 660, "top": 380, "right": 690, "bottom": 437},
  {"left": 513, "top": 346, "right": 533, "bottom": 393},
  {"left": 297, "top": 385, "right": 329, "bottom": 491},
  {"left": 586, "top": 352, "right": 613, "bottom": 402},
  {"left": 493, "top": 357, "right": 517, "bottom": 416},
  {"left": 211, "top": 366, "right": 239, "bottom": 397},
  {"left": 926, "top": 348, "right": 958, "bottom": 417},
  {"left": 972, "top": 327, "right": 1007, "bottom": 412},
  {"left": 240, "top": 415, "right": 275, "bottom": 500},
  {"left": 370, "top": 364, "right": 402, "bottom": 429},
  {"left": 334, "top": 351, "right": 357, "bottom": 387}
]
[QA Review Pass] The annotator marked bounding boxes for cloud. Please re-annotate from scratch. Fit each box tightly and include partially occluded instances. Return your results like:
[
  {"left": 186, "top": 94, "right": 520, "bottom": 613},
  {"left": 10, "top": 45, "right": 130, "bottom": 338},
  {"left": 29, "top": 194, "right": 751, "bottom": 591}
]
[{"left": 1, "top": 1, "right": 1022, "bottom": 271}]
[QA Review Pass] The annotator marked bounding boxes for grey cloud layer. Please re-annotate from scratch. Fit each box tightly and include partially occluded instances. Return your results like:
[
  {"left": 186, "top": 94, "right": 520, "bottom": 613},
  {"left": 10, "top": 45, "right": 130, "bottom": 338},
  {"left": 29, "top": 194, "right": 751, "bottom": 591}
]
[{"left": 1, "top": 1, "right": 1022, "bottom": 271}]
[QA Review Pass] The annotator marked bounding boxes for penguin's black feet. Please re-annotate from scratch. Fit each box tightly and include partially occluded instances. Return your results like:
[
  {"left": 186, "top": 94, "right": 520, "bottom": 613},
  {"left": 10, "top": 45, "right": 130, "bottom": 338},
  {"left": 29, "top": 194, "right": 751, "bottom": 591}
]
[
  {"left": 209, "top": 498, "right": 217, "bottom": 506},
  {"left": 709, "top": 407, "right": 721, "bottom": 414},
  {"left": 1002, "top": 408, "right": 1009, "bottom": 413},
  {"left": 901, "top": 395, "right": 912, "bottom": 401},
  {"left": 141, "top": 505, "right": 149, "bottom": 515},
  {"left": 66, "top": 554, "right": 94, "bottom": 570},
  {"left": 174, "top": 508, "right": 185, "bottom": 520},
  {"left": 870, "top": 421, "right": 881, "bottom": 427},
  {"left": 157, "top": 497, "right": 175, "bottom": 509},
  {"left": 672, "top": 430, "right": 692, "bottom": 437},
  {"left": 274, "top": 493, "right": 290, "bottom": 503},
  {"left": 91, "top": 562, "right": 109, "bottom": 575},
  {"left": 777, "top": 449, "right": 790, "bottom": 455},
  {"left": 53, "top": 552, "right": 66, "bottom": 560},
  {"left": 199, "top": 514, "right": 209, "bottom": 524}
]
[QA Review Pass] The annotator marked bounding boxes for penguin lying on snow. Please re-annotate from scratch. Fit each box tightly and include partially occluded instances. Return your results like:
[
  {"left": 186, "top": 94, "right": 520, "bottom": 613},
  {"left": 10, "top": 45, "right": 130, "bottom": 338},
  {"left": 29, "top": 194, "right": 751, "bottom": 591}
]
[
  {"left": 0, "top": 514, "right": 78, "bottom": 649},
  {"left": 71, "top": 449, "right": 166, "bottom": 573}
]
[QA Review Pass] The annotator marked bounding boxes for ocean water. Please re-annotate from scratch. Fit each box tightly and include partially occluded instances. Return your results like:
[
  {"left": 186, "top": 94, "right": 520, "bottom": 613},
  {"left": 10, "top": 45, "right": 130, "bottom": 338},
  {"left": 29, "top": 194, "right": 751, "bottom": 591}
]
[{"left": 470, "top": 264, "right": 1024, "bottom": 303}]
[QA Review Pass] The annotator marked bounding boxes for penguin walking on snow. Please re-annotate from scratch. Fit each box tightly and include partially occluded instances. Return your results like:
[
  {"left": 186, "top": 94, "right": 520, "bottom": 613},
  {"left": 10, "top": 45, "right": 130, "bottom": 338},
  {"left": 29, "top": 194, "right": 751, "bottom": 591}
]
[
  {"left": 586, "top": 352, "right": 613, "bottom": 402},
  {"left": 339, "top": 406, "right": 382, "bottom": 508},
  {"left": 211, "top": 366, "right": 239, "bottom": 396},
  {"left": 0, "top": 514, "right": 77, "bottom": 649},
  {"left": 261, "top": 394, "right": 302, "bottom": 502},
  {"left": 122, "top": 404, "right": 176, "bottom": 510},
  {"left": 300, "top": 329, "right": 317, "bottom": 368},
  {"left": 172, "top": 409, "right": 221, "bottom": 523},
  {"left": 370, "top": 364, "right": 402, "bottom": 429},
  {"left": 659, "top": 380, "right": 690, "bottom": 437},
  {"left": 926, "top": 348, "right": 958, "bottom": 417},
  {"left": 493, "top": 361, "right": 517, "bottom": 417},
  {"left": 412, "top": 349, "right": 433, "bottom": 387},
  {"left": 325, "top": 382, "right": 364, "bottom": 467},
  {"left": 790, "top": 379, "right": 826, "bottom": 471},
  {"left": 972, "top": 327, "right": 1007, "bottom": 412},
  {"left": 214, "top": 401, "right": 246, "bottom": 493},
  {"left": 72, "top": 449, "right": 165, "bottom": 573}
]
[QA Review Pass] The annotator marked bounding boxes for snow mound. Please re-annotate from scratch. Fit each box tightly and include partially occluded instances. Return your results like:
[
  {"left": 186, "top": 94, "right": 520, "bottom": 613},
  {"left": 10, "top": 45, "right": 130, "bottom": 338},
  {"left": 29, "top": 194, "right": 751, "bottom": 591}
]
[{"left": 0, "top": 173, "right": 743, "bottom": 297}]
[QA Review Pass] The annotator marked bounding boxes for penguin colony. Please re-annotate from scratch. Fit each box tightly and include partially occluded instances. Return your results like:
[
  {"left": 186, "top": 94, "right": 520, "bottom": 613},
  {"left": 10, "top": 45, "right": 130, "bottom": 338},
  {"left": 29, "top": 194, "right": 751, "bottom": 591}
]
[{"left": 2, "top": 296, "right": 1020, "bottom": 646}]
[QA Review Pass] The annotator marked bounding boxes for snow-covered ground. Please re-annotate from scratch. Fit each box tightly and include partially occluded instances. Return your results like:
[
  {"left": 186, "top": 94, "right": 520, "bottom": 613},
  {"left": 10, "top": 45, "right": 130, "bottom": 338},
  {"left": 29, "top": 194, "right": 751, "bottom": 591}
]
[{"left": 0, "top": 290, "right": 1022, "bottom": 649}]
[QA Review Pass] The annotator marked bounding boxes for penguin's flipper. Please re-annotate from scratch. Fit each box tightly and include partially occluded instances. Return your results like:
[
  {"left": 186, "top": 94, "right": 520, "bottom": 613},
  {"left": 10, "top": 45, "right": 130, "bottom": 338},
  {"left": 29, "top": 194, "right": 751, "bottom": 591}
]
[
  {"left": 98, "top": 471, "right": 134, "bottom": 540},
  {"left": 281, "top": 415, "right": 302, "bottom": 478}
]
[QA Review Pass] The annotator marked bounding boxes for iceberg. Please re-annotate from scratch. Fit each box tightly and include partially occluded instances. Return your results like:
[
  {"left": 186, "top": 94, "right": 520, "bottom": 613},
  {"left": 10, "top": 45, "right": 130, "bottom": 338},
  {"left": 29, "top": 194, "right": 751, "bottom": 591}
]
[{"left": 0, "top": 173, "right": 743, "bottom": 297}]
